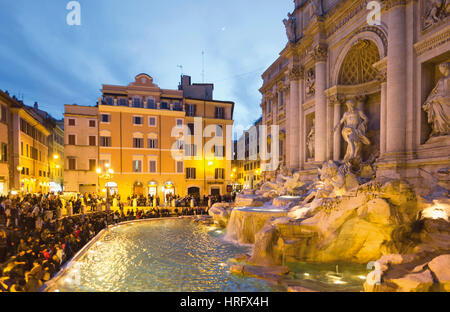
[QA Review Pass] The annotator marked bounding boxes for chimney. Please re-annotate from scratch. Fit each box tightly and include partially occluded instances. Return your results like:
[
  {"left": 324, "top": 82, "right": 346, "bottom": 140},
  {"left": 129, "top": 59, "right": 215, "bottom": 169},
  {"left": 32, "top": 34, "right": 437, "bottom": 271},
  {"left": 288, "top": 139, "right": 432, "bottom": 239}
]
[{"left": 34, "top": 102, "right": 38, "bottom": 110}]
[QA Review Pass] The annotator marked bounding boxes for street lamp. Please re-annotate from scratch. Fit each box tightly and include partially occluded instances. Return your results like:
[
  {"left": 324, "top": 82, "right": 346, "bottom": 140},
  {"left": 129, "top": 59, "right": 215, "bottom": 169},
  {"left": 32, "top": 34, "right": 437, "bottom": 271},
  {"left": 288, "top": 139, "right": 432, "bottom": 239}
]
[{"left": 96, "top": 165, "right": 114, "bottom": 199}]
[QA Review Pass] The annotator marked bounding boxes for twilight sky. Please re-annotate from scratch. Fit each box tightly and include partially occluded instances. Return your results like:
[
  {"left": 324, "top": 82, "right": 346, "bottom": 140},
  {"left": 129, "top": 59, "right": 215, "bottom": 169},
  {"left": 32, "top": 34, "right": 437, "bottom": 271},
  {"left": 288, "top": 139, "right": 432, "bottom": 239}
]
[{"left": 0, "top": 0, "right": 291, "bottom": 134}]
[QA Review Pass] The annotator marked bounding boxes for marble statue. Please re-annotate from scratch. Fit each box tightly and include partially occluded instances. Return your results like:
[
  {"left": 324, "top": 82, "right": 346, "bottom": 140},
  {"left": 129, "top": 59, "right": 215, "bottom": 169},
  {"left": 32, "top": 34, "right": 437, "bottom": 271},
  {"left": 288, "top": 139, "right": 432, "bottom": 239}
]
[
  {"left": 424, "top": 0, "right": 449, "bottom": 29},
  {"left": 283, "top": 13, "right": 296, "bottom": 43},
  {"left": 307, "top": 119, "right": 315, "bottom": 159},
  {"left": 306, "top": 69, "right": 315, "bottom": 96},
  {"left": 333, "top": 99, "right": 370, "bottom": 162},
  {"left": 423, "top": 62, "right": 450, "bottom": 138}
]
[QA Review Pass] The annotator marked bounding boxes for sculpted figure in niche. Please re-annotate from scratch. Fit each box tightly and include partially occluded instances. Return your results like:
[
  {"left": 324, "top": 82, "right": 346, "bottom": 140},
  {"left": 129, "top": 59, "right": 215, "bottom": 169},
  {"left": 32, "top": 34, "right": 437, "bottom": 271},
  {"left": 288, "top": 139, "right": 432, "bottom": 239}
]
[
  {"left": 306, "top": 69, "right": 315, "bottom": 96},
  {"left": 423, "top": 62, "right": 450, "bottom": 138},
  {"left": 283, "top": 12, "right": 296, "bottom": 43},
  {"left": 333, "top": 99, "right": 370, "bottom": 162},
  {"left": 307, "top": 119, "right": 315, "bottom": 159}
]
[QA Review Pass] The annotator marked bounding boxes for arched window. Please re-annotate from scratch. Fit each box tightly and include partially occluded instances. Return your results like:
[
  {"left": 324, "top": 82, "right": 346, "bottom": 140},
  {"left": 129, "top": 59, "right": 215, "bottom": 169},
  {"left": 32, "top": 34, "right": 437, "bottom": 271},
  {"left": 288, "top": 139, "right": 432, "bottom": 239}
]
[{"left": 132, "top": 97, "right": 143, "bottom": 108}]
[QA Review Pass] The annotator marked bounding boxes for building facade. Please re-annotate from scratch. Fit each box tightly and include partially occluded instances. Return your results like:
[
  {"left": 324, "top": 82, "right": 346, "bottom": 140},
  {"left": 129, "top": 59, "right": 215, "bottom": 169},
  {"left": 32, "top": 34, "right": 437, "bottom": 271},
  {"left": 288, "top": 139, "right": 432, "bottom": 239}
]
[
  {"left": 0, "top": 92, "right": 11, "bottom": 195},
  {"left": 64, "top": 105, "right": 99, "bottom": 194},
  {"left": 232, "top": 117, "right": 263, "bottom": 190},
  {"left": 93, "top": 73, "right": 234, "bottom": 199},
  {"left": 261, "top": 0, "right": 450, "bottom": 185}
]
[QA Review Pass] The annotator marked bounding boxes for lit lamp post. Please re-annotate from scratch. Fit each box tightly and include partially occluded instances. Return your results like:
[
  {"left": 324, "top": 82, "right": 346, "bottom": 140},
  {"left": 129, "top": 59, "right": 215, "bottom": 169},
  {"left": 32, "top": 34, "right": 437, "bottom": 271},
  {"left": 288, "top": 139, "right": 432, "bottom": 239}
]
[{"left": 96, "top": 163, "right": 114, "bottom": 199}]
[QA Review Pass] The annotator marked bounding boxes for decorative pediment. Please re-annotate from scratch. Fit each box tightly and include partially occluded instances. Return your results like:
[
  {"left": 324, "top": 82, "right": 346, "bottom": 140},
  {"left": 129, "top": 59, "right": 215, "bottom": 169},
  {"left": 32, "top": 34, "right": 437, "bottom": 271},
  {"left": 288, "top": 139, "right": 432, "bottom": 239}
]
[{"left": 129, "top": 74, "right": 159, "bottom": 88}]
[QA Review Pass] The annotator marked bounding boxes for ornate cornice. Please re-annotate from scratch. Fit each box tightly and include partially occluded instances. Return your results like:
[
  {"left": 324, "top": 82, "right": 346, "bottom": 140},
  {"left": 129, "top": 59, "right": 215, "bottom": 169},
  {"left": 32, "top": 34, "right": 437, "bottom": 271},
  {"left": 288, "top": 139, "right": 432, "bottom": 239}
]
[
  {"left": 384, "top": 0, "right": 413, "bottom": 11},
  {"left": 414, "top": 25, "right": 450, "bottom": 56}
]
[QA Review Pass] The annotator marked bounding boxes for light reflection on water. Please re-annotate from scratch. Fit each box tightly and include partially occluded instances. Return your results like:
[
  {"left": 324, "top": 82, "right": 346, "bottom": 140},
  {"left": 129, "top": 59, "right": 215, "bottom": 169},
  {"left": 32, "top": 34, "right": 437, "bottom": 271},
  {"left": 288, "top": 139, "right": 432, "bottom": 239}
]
[{"left": 45, "top": 219, "right": 282, "bottom": 292}]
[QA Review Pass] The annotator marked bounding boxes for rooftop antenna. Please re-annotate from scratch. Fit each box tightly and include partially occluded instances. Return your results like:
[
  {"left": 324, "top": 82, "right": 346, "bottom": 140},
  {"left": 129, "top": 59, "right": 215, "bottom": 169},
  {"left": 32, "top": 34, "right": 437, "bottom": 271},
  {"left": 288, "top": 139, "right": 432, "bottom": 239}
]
[{"left": 202, "top": 50, "right": 205, "bottom": 83}]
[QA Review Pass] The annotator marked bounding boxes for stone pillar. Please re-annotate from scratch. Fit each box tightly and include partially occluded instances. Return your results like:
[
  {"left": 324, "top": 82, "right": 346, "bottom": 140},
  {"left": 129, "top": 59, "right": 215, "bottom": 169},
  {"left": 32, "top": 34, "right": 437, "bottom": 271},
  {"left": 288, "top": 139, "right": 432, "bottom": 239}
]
[
  {"left": 332, "top": 96, "right": 343, "bottom": 161},
  {"left": 385, "top": 1, "right": 408, "bottom": 157},
  {"left": 374, "top": 59, "right": 388, "bottom": 155},
  {"left": 298, "top": 68, "right": 306, "bottom": 169},
  {"left": 326, "top": 96, "right": 334, "bottom": 160},
  {"left": 312, "top": 45, "right": 328, "bottom": 162},
  {"left": 288, "top": 65, "right": 302, "bottom": 169}
]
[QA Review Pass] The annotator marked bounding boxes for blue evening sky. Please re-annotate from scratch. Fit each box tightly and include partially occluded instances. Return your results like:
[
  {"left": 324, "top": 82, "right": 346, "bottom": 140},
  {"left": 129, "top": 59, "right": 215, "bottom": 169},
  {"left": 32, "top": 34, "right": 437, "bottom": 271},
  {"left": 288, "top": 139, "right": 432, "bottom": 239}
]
[{"left": 0, "top": 0, "right": 291, "bottom": 134}]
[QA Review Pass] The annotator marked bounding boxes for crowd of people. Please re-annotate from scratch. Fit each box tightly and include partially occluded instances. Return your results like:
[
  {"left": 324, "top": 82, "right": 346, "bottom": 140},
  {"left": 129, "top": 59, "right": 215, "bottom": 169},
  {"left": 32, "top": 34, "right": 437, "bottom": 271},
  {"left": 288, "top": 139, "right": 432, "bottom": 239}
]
[{"left": 0, "top": 190, "right": 236, "bottom": 292}]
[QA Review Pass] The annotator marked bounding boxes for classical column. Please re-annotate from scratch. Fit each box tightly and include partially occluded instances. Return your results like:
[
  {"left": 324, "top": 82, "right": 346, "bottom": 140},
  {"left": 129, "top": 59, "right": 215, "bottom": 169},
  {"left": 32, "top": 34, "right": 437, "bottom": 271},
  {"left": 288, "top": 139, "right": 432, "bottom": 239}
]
[
  {"left": 329, "top": 95, "right": 344, "bottom": 161},
  {"left": 288, "top": 65, "right": 302, "bottom": 169},
  {"left": 312, "top": 45, "right": 328, "bottom": 162},
  {"left": 385, "top": 1, "right": 408, "bottom": 157},
  {"left": 298, "top": 67, "right": 306, "bottom": 169},
  {"left": 374, "top": 59, "right": 388, "bottom": 155},
  {"left": 326, "top": 95, "right": 334, "bottom": 160}
]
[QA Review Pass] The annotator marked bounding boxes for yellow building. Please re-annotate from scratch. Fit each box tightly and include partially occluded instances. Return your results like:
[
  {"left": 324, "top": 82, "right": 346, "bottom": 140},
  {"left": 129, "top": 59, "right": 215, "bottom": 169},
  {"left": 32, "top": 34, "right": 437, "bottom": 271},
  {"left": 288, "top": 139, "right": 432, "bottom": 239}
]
[
  {"left": 97, "top": 73, "right": 234, "bottom": 199},
  {"left": 0, "top": 91, "right": 11, "bottom": 195},
  {"left": 8, "top": 100, "right": 51, "bottom": 193}
]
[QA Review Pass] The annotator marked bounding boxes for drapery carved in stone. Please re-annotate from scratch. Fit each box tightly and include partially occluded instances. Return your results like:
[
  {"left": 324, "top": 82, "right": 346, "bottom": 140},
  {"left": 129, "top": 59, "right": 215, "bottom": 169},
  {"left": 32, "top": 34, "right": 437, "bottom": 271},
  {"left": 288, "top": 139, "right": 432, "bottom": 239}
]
[
  {"left": 423, "top": 62, "right": 450, "bottom": 138},
  {"left": 338, "top": 40, "right": 380, "bottom": 85}
]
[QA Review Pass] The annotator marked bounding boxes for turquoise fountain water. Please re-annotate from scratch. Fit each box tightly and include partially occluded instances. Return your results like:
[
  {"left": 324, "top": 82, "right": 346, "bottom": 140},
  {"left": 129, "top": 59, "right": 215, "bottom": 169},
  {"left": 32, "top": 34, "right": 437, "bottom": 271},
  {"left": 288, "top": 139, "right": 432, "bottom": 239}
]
[{"left": 43, "top": 218, "right": 283, "bottom": 292}]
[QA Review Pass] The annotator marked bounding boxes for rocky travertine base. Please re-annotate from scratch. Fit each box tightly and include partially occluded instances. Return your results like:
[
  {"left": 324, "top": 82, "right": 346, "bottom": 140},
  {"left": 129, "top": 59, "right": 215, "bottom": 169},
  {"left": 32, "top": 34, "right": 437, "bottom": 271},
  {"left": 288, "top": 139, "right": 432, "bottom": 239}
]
[{"left": 249, "top": 181, "right": 449, "bottom": 269}]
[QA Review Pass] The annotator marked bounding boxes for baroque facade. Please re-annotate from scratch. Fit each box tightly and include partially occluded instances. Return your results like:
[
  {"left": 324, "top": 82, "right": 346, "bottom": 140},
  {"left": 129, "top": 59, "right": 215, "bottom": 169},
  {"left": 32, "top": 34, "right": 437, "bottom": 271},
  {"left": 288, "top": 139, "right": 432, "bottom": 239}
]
[{"left": 260, "top": 0, "right": 450, "bottom": 185}]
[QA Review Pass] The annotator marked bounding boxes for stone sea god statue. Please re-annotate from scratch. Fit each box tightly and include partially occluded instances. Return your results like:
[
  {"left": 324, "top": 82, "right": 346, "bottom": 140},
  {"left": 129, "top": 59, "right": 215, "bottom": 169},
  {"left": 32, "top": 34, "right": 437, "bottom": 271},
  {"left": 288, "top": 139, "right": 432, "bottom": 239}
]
[
  {"left": 283, "top": 12, "right": 296, "bottom": 43},
  {"left": 333, "top": 99, "right": 370, "bottom": 162},
  {"left": 423, "top": 62, "right": 450, "bottom": 139}
]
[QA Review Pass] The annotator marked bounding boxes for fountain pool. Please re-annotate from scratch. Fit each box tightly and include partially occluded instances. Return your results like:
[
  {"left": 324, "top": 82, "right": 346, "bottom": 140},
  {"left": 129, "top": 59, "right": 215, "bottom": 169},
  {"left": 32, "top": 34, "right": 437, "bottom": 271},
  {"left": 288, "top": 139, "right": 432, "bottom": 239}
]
[{"left": 43, "top": 218, "right": 284, "bottom": 292}]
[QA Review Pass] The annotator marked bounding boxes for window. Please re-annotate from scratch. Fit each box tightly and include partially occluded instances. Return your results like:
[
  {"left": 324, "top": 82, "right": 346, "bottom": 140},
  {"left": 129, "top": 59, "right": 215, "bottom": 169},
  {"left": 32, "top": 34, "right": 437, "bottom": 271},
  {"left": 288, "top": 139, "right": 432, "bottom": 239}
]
[
  {"left": 146, "top": 98, "right": 156, "bottom": 109},
  {"left": 0, "top": 105, "right": 6, "bottom": 123},
  {"left": 279, "top": 92, "right": 284, "bottom": 107},
  {"left": 68, "top": 135, "right": 76, "bottom": 145},
  {"left": 21, "top": 142, "right": 23, "bottom": 156},
  {"left": 176, "top": 161, "right": 184, "bottom": 173},
  {"left": 68, "top": 119, "right": 76, "bottom": 126},
  {"left": 148, "top": 138, "right": 158, "bottom": 149},
  {"left": 133, "top": 116, "right": 143, "bottom": 125},
  {"left": 266, "top": 100, "right": 272, "bottom": 113},
  {"left": 89, "top": 159, "right": 97, "bottom": 171},
  {"left": 160, "top": 101, "right": 169, "bottom": 110},
  {"left": 149, "top": 160, "right": 157, "bottom": 173},
  {"left": 186, "top": 104, "right": 196, "bottom": 117},
  {"left": 89, "top": 136, "right": 96, "bottom": 146},
  {"left": 185, "top": 144, "right": 197, "bottom": 157},
  {"left": 214, "top": 145, "right": 225, "bottom": 157},
  {"left": 187, "top": 123, "right": 195, "bottom": 135},
  {"left": 118, "top": 98, "right": 129, "bottom": 106},
  {"left": 176, "top": 119, "right": 183, "bottom": 128},
  {"left": 176, "top": 140, "right": 184, "bottom": 150},
  {"left": 89, "top": 120, "right": 96, "bottom": 127},
  {"left": 133, "top": 138, "right": 144, "bottom": 148},
  {"left": 132, "top": 97, "right": 143, "bottom": 108},
  {"left": 186, "top": 168, "right": 196, "bottom": 179},
  {"left": 100, "top": 136, "right": 112, "bottom": 147},
  {"left": 132, "top": 160, "right": 142, "bottom": 173},
  {"left": 216, "top": 125, "right": 223, "bottom": 137},
  {"left": 173, "top": 102, "right": 182, "bottom": 111},
  {"left": 0, "top": 143, "right": 7, "bottom": 162},
  {"left": 149, "top": 117, "right": 156, "bottom": 127},
  {"left": 215, "top": 107, "right": 225, "bottom": 119},
  {"left": 68, "top": 158, "right": 76, "bottom": 170},
  {"left": 101, "top": 114, "right": 111, "bottom": 123},
  {"left": 103, "top": 97, "right": 114, "bottom": 106}
]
